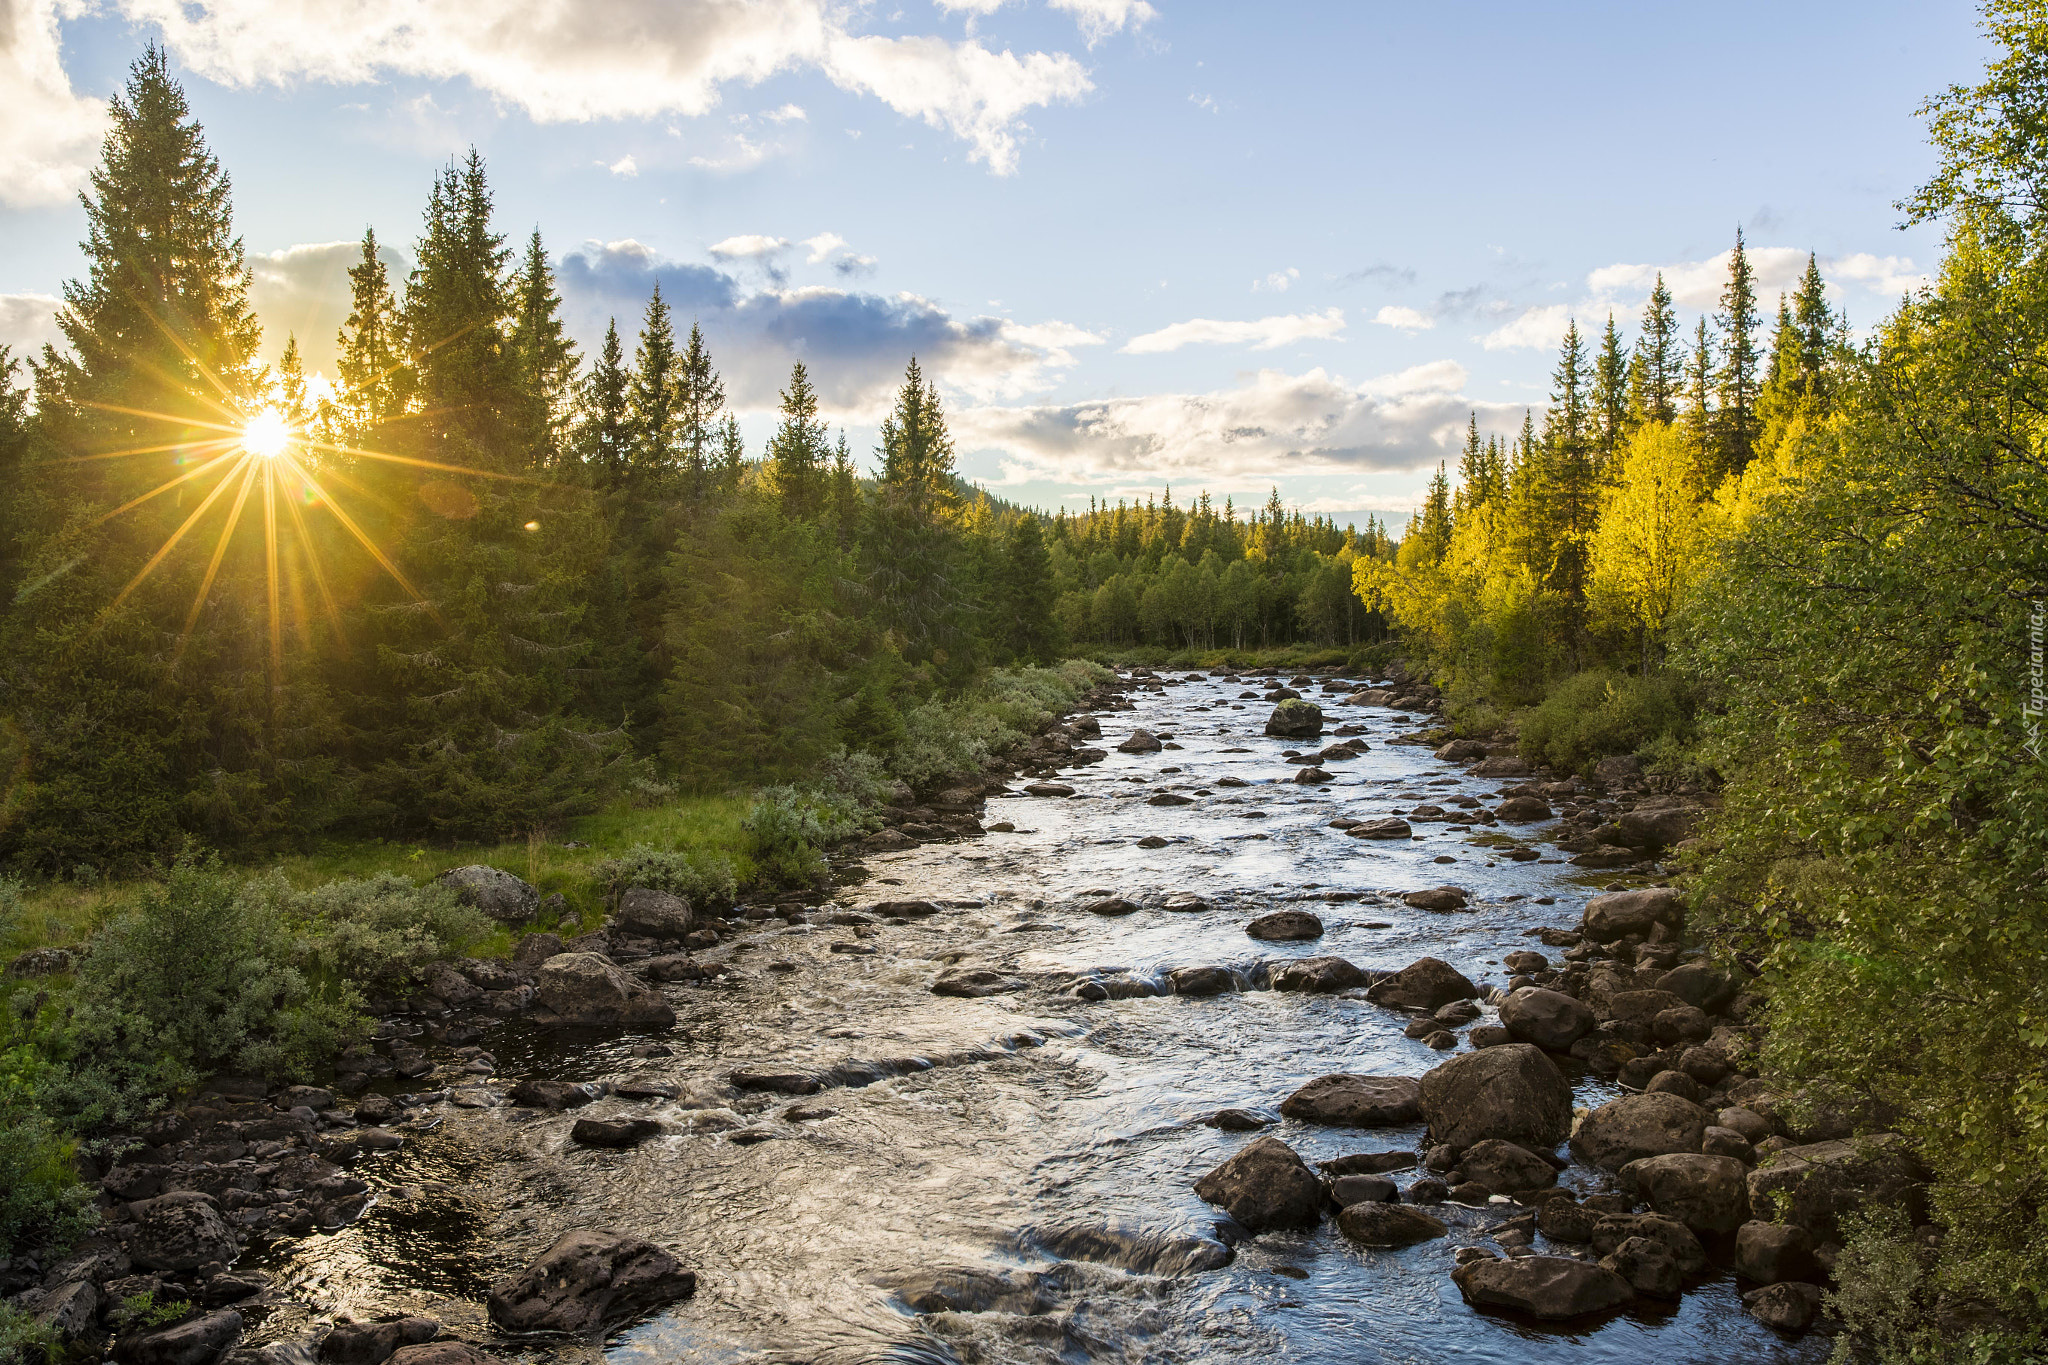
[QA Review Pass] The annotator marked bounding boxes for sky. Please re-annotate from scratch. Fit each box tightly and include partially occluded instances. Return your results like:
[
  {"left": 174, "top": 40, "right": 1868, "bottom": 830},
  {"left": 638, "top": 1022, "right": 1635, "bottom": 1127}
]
[{"left": 0, "top": 0, "right": 1994, "bottom": 526}]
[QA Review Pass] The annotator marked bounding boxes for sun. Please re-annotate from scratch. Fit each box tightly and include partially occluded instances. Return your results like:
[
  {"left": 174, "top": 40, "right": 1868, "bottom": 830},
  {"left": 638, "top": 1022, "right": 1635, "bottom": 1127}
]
[{"left": 241, "top": 407, "right": 292, "bottom": 458}]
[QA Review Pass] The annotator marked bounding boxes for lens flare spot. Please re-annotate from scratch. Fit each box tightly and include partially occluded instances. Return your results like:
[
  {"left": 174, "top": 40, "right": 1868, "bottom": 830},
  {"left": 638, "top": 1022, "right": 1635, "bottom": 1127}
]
[
  {"left": 242, "top": 408, "right": 292, "bottom": 458},
  {"left": 523, "top": 520, "right": 540, "bottom": 532}
]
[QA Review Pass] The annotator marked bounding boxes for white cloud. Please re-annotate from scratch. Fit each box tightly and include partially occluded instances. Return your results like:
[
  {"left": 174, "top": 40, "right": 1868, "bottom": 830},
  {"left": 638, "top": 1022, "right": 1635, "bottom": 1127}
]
[
  {"left": 102, "top": 0, "right": 1088, "bottom": 178},
  {"left": 0, "top": 0, "right": 109, "bottom": 207},
  {"left": 708, "top": 234, "right": 791, "bottom": 259},
  {"left": 0, "top": 293, "right": 66, "bottom": 359},
  {"left": 1049, "top": 0, "right": 1157, "bottom": 45},
  {"left": 957, "top": 363, "right": 1509, "bottom": 485},
  {"left": 1586, "top": 247, "right": 1811, "bottom": 311},
  {"left": 1478, "top": 304, "right": 1573, "bottom": 352},
  {"left": 762, "top": 102, "right": 807, "bottom": 122},
  {"left": 1122, "top": 307, "right": 1346, "bottom": 354},
  {"left": 1253, "top": 267, "right": 1299, "bottom": 293},
  {"left": 689, "top": 134, "right": 773, "bottom": 170},
  {"left": 1829, "top": 252, "right": 1932, "bottom": 296},
  {"left": 934, "top": 0, "right": 1010, "bottom": 12},
  {"left": 800, "top": 232, "right": 847, "bottom": 263},
  {"left": 606, "top": 154, "right": 638, "bottom": 177},
  {"left": 1371, "top": 305, "right": 1434, "bottom": 331},
  {"left": 246, "top": 238, "right": 410, "bottom": 370},
  {"left": 821, "top": 33, "right": 1090, "bottom": 174}
]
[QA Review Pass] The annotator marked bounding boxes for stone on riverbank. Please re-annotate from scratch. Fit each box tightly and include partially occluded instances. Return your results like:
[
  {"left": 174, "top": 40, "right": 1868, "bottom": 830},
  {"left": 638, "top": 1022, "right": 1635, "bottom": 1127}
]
[
  {"left": 1364, "top": 958, "right": 1476, "bottom": 1011},
  {"left": 1456, "top": 1138, "right": 1557, "bottom": 1193},
  {"left": 1619, "top": 1153, "right": 1751, "bottom": 1234},
  {"left": 1451, "top": 1255, "right": 1633, "bottom": 1320},
  {"left": 1279, "top": 1074, "right": 1422, "bottom": 1127},
  {"left": 486, "top": 1230, "right": 697, "bottom": 1334},
  {"left": 534, "top": 954, "right": 675, "bottom": 1028},
  {"left": 113, "top": 1308, "right": 242, "bottom": 1365},
  {"left": 128, "top": 1192, "right": 237, "bottom": 1272},
  {"left": 1736, "top": 1221, "right": 1818, "bottom": 1284},
  {"left": 1570, "top": 1093, "right": 1709, "bottom": 1171},
  {"left": 434, "top": 866, "right": 539, "bottom": 923},
  {"left": 1418, "top": 1045, "right": 1572, "bottom": 1150},
  {"left": 1744, "top": 1281, "right": 1825, "bottom": 1332},
  {"left": 1192, "top": 1137, "right": 1325, "bottom": 1233},
  {"left": 318, "top": 1317, "right": 440, "bottom": 1365},
  {"left": 1580, "top": 887, "right": 1686, "bottom": 943},
  {"left": 1744, "top": 1134, "right": 1928, "bottom": 1242},
  {"left": 614, "top": 889, "right": 693, "bottom": 939},
  {"left": 1498, "top": 987, "right": 1594, "bottom": 1050}
]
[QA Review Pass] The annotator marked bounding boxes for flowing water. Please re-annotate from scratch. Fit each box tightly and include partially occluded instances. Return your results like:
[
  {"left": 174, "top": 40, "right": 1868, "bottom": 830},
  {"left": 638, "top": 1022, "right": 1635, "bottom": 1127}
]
[{"left": 262, "top": 673, "right": 1828, "bottom": 1364}]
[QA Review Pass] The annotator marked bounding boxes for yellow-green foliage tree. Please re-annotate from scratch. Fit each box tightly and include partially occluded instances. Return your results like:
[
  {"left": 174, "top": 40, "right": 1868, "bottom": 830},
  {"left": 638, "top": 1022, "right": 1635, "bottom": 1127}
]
[{"left": 1588, "top": 422, "right": 1707, "bottom": 673}]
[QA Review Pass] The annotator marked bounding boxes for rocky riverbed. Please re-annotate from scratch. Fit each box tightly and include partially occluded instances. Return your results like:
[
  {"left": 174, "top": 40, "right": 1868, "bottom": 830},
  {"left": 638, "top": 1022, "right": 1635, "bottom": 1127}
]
[{"left": 18, "top": 665, "right": 1918, "bottom": 1364}]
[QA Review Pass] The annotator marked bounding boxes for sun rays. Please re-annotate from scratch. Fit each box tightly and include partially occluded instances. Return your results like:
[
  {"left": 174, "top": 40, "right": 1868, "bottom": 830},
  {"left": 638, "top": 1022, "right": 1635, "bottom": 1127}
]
[{"left": 77, "top": 313, "right": 545, "bottom": 691}]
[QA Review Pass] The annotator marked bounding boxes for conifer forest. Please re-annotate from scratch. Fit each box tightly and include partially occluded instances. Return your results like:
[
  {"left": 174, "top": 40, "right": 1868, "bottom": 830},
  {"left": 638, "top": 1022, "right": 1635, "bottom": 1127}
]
[{"left": 0, "top": 6, "right": 2044, "bottom": 1364}]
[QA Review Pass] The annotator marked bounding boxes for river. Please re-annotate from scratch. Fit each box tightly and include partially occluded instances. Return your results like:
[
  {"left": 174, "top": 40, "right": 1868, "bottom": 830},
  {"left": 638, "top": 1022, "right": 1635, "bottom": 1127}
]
[{"left": 258, "top": 669, "right": 1827, "bottom": 1365}]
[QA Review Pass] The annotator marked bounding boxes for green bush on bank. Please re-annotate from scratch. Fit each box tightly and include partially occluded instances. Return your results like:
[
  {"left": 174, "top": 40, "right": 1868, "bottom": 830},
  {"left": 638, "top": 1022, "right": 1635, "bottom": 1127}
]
[{"left": 1515, "top": 670, "right": 1691, "bottom": 776}]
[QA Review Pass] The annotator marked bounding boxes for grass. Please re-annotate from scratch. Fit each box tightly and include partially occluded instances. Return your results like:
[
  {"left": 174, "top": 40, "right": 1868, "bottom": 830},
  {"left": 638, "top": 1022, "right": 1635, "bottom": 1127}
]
[{"left": 0, "top": 791, "right": 759, "bottom": 974}]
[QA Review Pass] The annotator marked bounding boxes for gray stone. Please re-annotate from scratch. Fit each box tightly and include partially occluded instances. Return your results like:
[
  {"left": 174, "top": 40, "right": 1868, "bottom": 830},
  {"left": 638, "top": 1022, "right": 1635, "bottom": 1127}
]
[
  {"left": 1337, "top": 1202, "right": 1446, "bottom": 1246},
  {"left": 1365, "top": 957, "right": 1477, "bottom": 1011},
  {"left": 1418, "top": 1045, "right": 1572, "bottom": 1150},
  {"left": 1269, "top": 956, "right": 1367, "bottom": 993},
  {"left": 114, "top": 1310, "right": 243, "bottom": 1365},
  {"left": 1570, "top": 1093, "right": 1709, "bottom": 1171},
  {"left": 1580, "top": 887, "right": 1686, "bottom": 943},
  {"left": 1264, "top": 700, "right": 1325, "bottom": 738},
  {"left": 1457, "top": 1139, "right": 1557, "bottom": 1193},
  {"left": 1452, "top": 1256, "right": 1633, "bottom": 1320},
  {"left": 128, "top": 1192, "right": 237, "bottom": 1272},
  {"left": 1620, "top": 1153, "right": 1751, "bottom": 1234},
  {"left": 615, "top": 889, "right": 693, "bottom": 939},
  {"left": 1246, "top": 909, "right": 1323, "bottom": 941},
  {"left": 1192, "top": 1136, "right": 1324, "bottom": 1233},
  {"left": 1736, "top": 1221, "right": 1817, "bottom": 1284},
  {"left": 1498, "top": 987, "right": 1595, "bottom": 1050},
  {"left": 486, "top": 1230, "right": 697, "bottom": 1334},
  {"left": 433, "top": 866, "right": 539, "bottom": 924},
  {"left": 534, "top": 953, "right": 675, "bottom": 1028},
  {"left": 1279, "top": 1074, "right": 1422, "bottom": 1127},
  {"left": 1745, "top": 1133, "right": 1929, "bottom": 1242}
]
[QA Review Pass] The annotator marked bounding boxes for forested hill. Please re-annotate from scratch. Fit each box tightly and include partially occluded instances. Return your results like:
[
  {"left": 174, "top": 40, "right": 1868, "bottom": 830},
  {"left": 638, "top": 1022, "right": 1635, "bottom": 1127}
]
[{"left": 0, "top": 49, "right": 1385, "bottom": 876}]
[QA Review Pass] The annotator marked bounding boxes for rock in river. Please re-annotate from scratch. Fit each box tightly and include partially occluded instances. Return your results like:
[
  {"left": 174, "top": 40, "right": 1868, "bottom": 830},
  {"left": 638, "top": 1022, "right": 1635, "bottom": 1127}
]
[
  {"left": 535, "top": 953, "right": 675, "bottom": 1028},
  {"left": 571, "top": 1118, "right": 664, "bottom": 1149},
  {"left": 112, "top": 1308, "right": 243, "bottom": 1365},
  {"left": 1192, "top": 1137, "right": 1325, "bottom": 1233},
  {"left": 1337, "top": 1202, "right": 1446, "bottom": 1247},
  {"left": 1279, "top": 1074, "right": 1422, "bottom": 1127},
  {"left": 1451, "top": 1255, "right": 1634, "bottom": 1320},
  {"left": 1346, "top": 817, "right": 1412, "bottom": 839},
  {"left": 1418, "top": 1044, "right": 1573, "bottom": 1150},
  {"left": 931, "top": 968, "right": 1026, "bottom": 997},
  {"left": 1364, "top": 957, "right": 1476, "bottom": 1011},
  {"left": 1270, "top": 956, "right": 1367, "bottom": 993},
  {"left": 1456, "top": 1138, "right": 1557, "bottom": 1193},
  {"left": 1263, "top": 699, "right": 1324, "bottom": 738},
  {"left": 1245, "top": 909, "right": 1323, "bottom": 941},
  {"left": 319, "top": 1317, "right": 440, "bottom": 1365},
  {"left": 1117, "top": 729, "right": 1163, "bottom": 753},
  {"left": 1400, "top": 887, "right": 1468, "bottom": 912},
  {"left": 487, "top": 1230, "right": 697, "bottom": 1334}
]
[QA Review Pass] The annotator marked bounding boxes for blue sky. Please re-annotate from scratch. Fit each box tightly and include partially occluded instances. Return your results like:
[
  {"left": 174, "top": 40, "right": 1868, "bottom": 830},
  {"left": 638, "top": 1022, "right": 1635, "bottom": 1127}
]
[{"left": 0, "top": 0, "right": 1991, "bottom": 525}]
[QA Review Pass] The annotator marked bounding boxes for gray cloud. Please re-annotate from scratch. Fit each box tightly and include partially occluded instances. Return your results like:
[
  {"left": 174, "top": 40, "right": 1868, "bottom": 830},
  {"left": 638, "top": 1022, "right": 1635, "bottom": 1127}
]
[{"left": 248, "top": 239, "right": 410, "bottom": 371}]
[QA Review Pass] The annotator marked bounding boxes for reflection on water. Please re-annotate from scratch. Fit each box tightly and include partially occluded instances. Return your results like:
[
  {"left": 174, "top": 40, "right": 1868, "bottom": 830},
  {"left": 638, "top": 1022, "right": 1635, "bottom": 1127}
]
[{"left": 291, "top": 673, "right": 1827, "bottom": 1364}]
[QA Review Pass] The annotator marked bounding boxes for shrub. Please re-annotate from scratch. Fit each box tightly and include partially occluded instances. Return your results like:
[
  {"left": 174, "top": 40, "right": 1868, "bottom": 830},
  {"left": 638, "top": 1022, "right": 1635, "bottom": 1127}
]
[
  {"left": 60, "top": 852, "right": 362, "bottom": 1125},
  {"left": 0, "top": 1012, "right": 95, "bottom": 1258},
  {"left": 741, "top": 787, "right": 834, "bottom": 888},
  {"left": 592, "top": 846, "right": 739, "bottom": 909},
  {"left": 282, "top": 874, "right": 492, "bottom": 991},
  {"left": 1517, "top": 670, "right": 1689, "bottom": 775}
]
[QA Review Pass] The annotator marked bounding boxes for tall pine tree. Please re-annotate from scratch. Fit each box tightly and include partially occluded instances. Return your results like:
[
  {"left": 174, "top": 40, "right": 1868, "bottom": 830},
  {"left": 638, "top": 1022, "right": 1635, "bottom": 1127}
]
[{"left": 1714, "top": 226, "right": 1762, "bottom": 479}]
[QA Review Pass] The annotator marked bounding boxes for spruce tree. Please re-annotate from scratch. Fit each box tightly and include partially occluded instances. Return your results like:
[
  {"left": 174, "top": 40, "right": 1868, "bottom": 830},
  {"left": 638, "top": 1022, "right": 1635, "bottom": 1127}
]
[
  {"left": 1591, "top": 312, "right": 1629, "bottom": 472},
  {"left": 675, "top": 321, "right": 724, "bottom": 498},
  {"left": 1715, "top": 226, "right": 1762, "bottom": 478},
  {"left": 767, "top": 361, "right": 830, "bottom": 520},
  {"left": 508, "top": 229, "right": 578, "bottom": 470},
  {"left": 1627, "top": 273, "right": 1679, "bottom": 426},
  {"left": 866, "top": 358, "right": 966, "bottom": 664},
  {"left": 627, "top": 282, "right": 680, "bottom": 486},
  {"left": 877, "top": 357, "right": 959, "bottom": 515},
  {"left": 577, "top": 319, "right": 631, "bottom": 484},
  {"left": 331, "top": 228, "right": 411, "bottom": 434},
  {"left": 1683, "top": 317, "right": 1717, "bottom": 480},
  {"left": 1791, "top": 253, "right": 1837, "bottom": 407},
  {"left": 1538, "top": 321, "right": 1599, "bottom": 613}
]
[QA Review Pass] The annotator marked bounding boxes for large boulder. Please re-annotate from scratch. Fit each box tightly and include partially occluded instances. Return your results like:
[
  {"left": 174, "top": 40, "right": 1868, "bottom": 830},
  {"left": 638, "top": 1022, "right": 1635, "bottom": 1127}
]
[
  {"left": 1336, "top": 1202, "right": 1446, "bottom": 1247},
  {"left": 129, "top": 1192, "right": 238, "bottom": 1272},
  {"left": 1457, "top": 1139, "right": 1557, "bottom": 1193},
  {"left": 319, "top": 1318, "right": 440, "bottom": 1365},
  {"left": 1570, "top": 1093, "right": 1710, "bottom": 1171},
  {"left": 1602, "top": 1236, "right": 1685, "bottom": 1299},
  {"left": 1346, "top": 817, "right": 1413, "bottom": 840},
  {"left": 1364, "top": 958, "right": 1476, "bottom": 1011},
  {"left": 1117, "top": 729, "right": 1163, "bottom": 753},
  {"left": 1613, "top": 803, "right": 1699, "bottom": 851},
  {"left": 1264, "top": 699, "right": 1325, "bottom": 738},
  {"left": 433, "top": 866, "right": 539, "bottom": 924},
  {"left": 1745, "top": 1281, "right": 1826, "bottom": 1333},
  {"left": 1657, "top": 961, "right": 1743, "bottom": 1013},
  {"left": 1494, "top": 796, "right": 1553, "bottom": 823},
  {"left": 1270, "top": 956, "right": 1367, "bottom": 993},
  {"left": 1745, "top": 1134, "right": 1929, "bottom": 1243},
  {"left": 486, "top": 1230, "right": 697, "bottom": 1334},
  {"left": 1471, "top": 756, "right": 1532, "bottom": 778},
  {"left": 614, "top": 889, "right": 693, "bottom": 939},
  {"left": 388, "top": 1349, "right": 507, "bottom": 1365},
  {"left": 534, "top": 954, "right": 675, "bottom": 1028},
  {"left": 1620, "top": 1153, "right": 1751, "bottom": 1234},
  {"left": 113, "top": 1308, "right": 243, "bottom": 1365},
  {"left": 1418, "top": 1045, "right": 1572, "bottom": 1151},
  {"left": 1245, "top": 909, "right": 1324, "bottom": 941},
  {"left": 1498, "top": 988, "right": 1595, "bottom": 1050},
  {"left": 1451, "top": 1256, "right": 1633, "bottom": 1320},
  {"left": 1401, "top": 887, "right": 1468, "bottom": 912},
  {"left": 1580, "top": 887, "right": 1686, "bottom": 944},
  {"left": 1191, "top": 1137, "right": 1325, "bottom": 1233},
  {"left": 1278, "top": 1075, "right": 1422, "bottom": 1127},
  {"left": 1736, "top": 1221, "right": 1818, "bottom": 1285}
]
